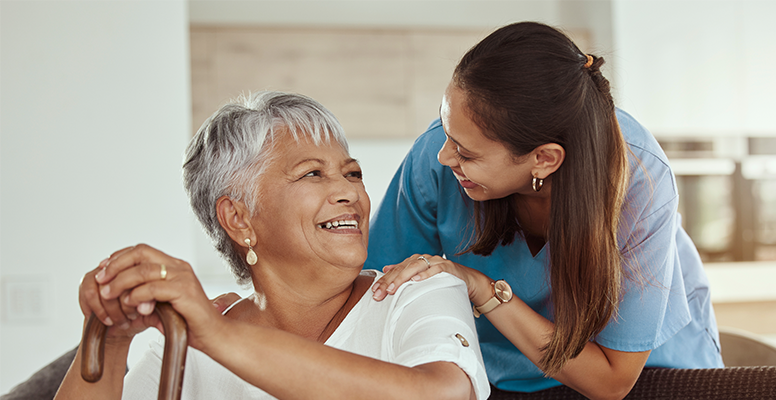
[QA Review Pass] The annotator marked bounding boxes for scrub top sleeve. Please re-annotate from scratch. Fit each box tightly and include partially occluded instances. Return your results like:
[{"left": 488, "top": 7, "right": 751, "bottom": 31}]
[
  {"left": 388, "top": 274, "right": 491, "bottom": 400},
  {"left": 366, "top": 121, "right": 446, "bottom": 270},
  {"left": 597, "top": 165, "right": 691, "bottom": 350}
]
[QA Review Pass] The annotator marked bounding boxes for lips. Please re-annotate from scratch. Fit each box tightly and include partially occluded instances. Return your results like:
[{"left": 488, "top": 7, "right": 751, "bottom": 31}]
[{"left": 452, "top": 170, "right": 479, "bottom": 189}]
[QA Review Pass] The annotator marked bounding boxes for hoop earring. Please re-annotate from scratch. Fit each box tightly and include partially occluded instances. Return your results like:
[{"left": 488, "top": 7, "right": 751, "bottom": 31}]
[
  {"left": 244, "top": 238, "right": 258, "bottom": 266},
  {"left": 532, "top": 176, "right": 544, "bottom": 192}
]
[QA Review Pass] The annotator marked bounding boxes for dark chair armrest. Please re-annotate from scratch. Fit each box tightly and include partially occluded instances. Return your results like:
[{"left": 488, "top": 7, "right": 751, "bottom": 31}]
[
  {"left": 1, "top": 348, "right": 78, "bottom": 400},
  {"left": 488, "top": 366, "right": 776, "bottom": 399}
]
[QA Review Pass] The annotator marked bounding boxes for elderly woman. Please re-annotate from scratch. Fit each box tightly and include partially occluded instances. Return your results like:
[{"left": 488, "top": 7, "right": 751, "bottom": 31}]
[{"left": 54, "top": 91, "right": 489, "bottom": 400}]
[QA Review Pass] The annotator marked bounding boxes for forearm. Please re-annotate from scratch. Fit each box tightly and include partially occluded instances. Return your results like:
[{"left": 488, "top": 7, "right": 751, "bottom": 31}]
[
  {"left": 54, "top": 339, "right": 130, "bottom": 400},
  {"left": 483, "top": 298, "right": 645, "bottom": 400},
  {"left": 203, "top": 319, "right": 474, "bottom": 400}
]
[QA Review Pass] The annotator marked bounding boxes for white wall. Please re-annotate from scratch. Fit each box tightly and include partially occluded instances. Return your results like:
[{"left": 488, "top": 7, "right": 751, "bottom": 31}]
[
  {"left": 188, "top": 0, "right": 614, "bottom": 55},
  {"left": 613, "top": 0, "right": 776, "bottom": 137},
  {"left": 0, "top": 0, "right": 192, "bottom": 393}
]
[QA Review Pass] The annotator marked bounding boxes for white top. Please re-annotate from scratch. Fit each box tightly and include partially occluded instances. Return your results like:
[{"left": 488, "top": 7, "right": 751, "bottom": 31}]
[{"left": 122, "top": 270, "right": 490, "bottom": 399}]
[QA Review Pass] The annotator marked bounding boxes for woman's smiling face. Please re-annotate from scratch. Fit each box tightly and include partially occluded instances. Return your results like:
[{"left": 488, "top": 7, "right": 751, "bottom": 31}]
[
  {"left": 250, "top": 132, "right": 370, "bottom": 273},
  {"left": 437, "top": 83, "right": 533, "bottom": 201}
]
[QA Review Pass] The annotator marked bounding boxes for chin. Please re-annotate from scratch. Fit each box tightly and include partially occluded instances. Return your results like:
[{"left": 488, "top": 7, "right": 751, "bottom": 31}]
[
  {"left": 336, "top": 252, "right": 368, "bottom": 270},
  {"left": 463, "top": 188, "right": 492, "bottom": 202},
  {"left": 472, "top": 184, "right": 520, "bottom": 200}
]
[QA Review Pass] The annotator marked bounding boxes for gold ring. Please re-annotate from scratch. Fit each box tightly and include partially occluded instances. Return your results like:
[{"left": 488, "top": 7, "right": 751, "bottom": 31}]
[
  {"left": 417, "top": 256, "right": 431, "bottom": 268},
  {"left": 160, "top": 264, "right": 167, "bottom": 280}
]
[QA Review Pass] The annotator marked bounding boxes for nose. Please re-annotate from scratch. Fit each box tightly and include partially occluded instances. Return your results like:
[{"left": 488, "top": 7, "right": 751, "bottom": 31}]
[
  {"left": 329, "top": 175, "right": 361, "bottom": 205},
  {"left": 437, "top": 136, "right": 458, "bottom": 168}
]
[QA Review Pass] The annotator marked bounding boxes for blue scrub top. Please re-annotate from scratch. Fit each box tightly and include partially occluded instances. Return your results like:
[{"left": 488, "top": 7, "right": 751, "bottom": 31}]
[{"left": 366, "top": 109, "right": 724, "bottom": 392}]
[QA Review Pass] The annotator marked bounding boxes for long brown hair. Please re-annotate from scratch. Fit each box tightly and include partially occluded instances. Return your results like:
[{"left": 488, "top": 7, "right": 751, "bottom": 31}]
[{"left": 453, "top": 22, "right": 629, "bottom": 375}]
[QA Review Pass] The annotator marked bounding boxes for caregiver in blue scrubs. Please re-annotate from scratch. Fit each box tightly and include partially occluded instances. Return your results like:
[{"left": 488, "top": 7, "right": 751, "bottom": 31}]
[{"left": 368, "top": 21, "right": 724, "bottom": 400}]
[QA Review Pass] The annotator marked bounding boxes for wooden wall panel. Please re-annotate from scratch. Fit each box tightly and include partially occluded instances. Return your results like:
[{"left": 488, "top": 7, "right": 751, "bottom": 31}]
[
  {"left": 190, "top": 25, "right": 590, "bottom": 138},
  {"left": 190, "top": 26, "right": 486, "bottom": 138}
]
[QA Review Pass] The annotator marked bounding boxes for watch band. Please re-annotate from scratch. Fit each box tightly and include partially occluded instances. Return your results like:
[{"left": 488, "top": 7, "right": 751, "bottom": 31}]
[
  {"left": 473, "top": 280, "right": 512, "bottom": 318},
  {"left": 473, "top": 296, "right": 502, "bottom": 318}
]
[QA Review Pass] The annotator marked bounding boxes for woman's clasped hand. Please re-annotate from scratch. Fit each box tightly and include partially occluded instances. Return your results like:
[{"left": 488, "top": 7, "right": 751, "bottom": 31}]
[{"left": 81, "top": 244, "right": 222, "bottom": 350}]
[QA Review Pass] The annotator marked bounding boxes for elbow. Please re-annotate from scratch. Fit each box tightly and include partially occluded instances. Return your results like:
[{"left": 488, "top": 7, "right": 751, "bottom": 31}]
[
  {"left": 412, "top": 362, "right": 476, "bottom": 400},
  {"left": 584, "top": 380, "right": 637, "bottom": 400},
  {"left": 429, "top": 375, "right": 474, "bottom": 400}
]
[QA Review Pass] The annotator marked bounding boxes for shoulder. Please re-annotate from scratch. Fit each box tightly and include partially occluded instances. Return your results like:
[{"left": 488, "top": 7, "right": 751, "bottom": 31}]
[
  {"left": 404, "top": 119, "right": 447, "bottom": 169},
  {"left": 362, "top": 270, "right": 468, "bottom": 303},
  {"left": 389, "top": 119, "right": 456, "bottom": 205},
  {"left": 616, "top": 108, "right": 678, "bottom": 220},
  {"left": 417, "top": 118, "right": 446, "bottom": 147},
  {"left": 617, "top": 108, "right": 671, "bottom": 170},
  {"left": 395, "top": 271, "right": 469, "bottom": 303},
  {"left": 407, "top": 120, "right": 446, "bottom": 170}
]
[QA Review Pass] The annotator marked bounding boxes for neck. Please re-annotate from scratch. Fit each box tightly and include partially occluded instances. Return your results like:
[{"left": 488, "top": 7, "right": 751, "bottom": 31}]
[
  {"left": 230, "top": 265, "right": 366, "bottom": 342},
  {"left": 515, "top": 193, "right": 551, "bottom": 257},
  {"left": 515, "top": 189, "right": 551, "bottom": 238}
]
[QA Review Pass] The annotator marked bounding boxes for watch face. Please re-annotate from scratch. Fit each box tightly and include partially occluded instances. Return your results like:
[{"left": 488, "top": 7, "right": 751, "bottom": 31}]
[{"left": 494, "top": 280, "right": 513, "bottom": 302}]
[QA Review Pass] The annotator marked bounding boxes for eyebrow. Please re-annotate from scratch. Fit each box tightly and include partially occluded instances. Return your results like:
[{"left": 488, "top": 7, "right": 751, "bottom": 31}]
[
  {"left": 292, "top": 158, "right": 326, "bottom": 169},
  {"left": 292, "top": 157, "right": 360, "bottom": 169}
]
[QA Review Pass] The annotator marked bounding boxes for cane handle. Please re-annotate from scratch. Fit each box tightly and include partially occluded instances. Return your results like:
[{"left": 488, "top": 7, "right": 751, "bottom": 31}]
[{"left": 81, "top": 302, "right": 188, "bottom": 400}]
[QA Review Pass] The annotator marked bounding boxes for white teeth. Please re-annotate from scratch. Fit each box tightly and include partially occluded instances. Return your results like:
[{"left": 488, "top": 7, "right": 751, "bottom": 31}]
[{"left": 319, "top": 219, "right": 358, "bottom": 230}]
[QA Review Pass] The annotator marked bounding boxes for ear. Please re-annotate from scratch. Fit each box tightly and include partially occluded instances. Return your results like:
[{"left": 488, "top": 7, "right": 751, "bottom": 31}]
[
  {"left": 216, "top": 196, "right": 255, "bottom": 248},
  {"left": 531, "top": 143, "right": 565, "bottom": 179}
]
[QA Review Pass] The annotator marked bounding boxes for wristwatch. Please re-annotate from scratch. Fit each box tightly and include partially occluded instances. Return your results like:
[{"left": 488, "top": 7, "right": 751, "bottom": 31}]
[{"left": 473, "top": 280, "right": 513, "bottom": 318}]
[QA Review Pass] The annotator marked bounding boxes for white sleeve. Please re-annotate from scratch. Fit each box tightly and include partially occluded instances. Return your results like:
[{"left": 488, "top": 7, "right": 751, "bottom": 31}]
[
  {"left": 122, "top": 334, "right": 272, "bottom": 400},
  {"left": 387, "top": 273, "right": 491, "bottom": 400},
  {"left": 121, "top": 336, "right": 163, "bottom": 399}
]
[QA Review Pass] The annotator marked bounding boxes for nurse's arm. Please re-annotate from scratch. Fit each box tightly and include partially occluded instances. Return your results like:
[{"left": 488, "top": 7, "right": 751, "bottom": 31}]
[{"left": 482, "top": 291, "right": 650, "bottom": 400}]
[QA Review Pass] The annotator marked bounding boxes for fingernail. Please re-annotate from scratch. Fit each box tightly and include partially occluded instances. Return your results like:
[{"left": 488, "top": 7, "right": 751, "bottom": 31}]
[
  {"left": 387, "top": 283, "right": 395, "bottom": 293},
  {"left": 119, "top": 321, "right": 130, "bottom": 330},
  {"left": 138, "top": 302, "right": 154, "bottom": 315},
  {"left": 371, "top": 282, "right": 379, "bottom": 292},
  {"left": 127, "top": 313, "right": 138, "bottom": 320},
  {"left": 411, "top": 275, "right": 421, "bottom": 281},
  {"left": 104, "top": 317, "right": 113, "bottom": 326},
  {"left": 99, "top": 258, "right": 110, "bottom": 268},
  {"left": 372, "top": 289, "right": 383, "bottom": 300},
  {"left": 95, "top": 269, "right": 105, "bottom": 282},
  {"left": 100, "top": 285, "right": 110, "bottom": 298}
]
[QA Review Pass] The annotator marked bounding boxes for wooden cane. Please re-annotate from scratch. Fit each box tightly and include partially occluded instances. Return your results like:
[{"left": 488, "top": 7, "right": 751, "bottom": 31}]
[{"left": 81, "top": 302, "right": 188, "bottom": 400}]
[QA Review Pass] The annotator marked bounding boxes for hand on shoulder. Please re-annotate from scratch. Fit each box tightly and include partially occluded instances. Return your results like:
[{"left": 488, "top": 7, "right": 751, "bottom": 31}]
[{"left": 371, "top": 254, "right": 489, "bottom": 304}]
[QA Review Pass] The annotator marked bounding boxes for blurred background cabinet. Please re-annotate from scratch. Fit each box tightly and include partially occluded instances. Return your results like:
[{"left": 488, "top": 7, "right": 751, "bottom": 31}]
[{"left": 662, "top": 136, "right": 776, "bottom": 263}]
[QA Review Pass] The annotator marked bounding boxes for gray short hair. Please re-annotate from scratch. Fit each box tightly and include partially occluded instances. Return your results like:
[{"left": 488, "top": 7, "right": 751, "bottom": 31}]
[{"left": 183, "top": 91, "right": 349, "bottom": 285}]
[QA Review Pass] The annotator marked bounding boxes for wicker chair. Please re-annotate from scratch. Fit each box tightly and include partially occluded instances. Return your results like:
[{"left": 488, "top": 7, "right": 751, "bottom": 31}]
[
  {"left": 490, "top": 329, "right": 776, "bottom": 399},
  {"left": 489, "top": 366, "right": 776, "bottom": 399}
]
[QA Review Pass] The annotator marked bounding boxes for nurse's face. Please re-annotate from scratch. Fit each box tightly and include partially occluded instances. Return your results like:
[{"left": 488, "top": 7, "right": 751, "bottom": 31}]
[{"left": 437, "top": 83, "right": 534, "bottom": 201}]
